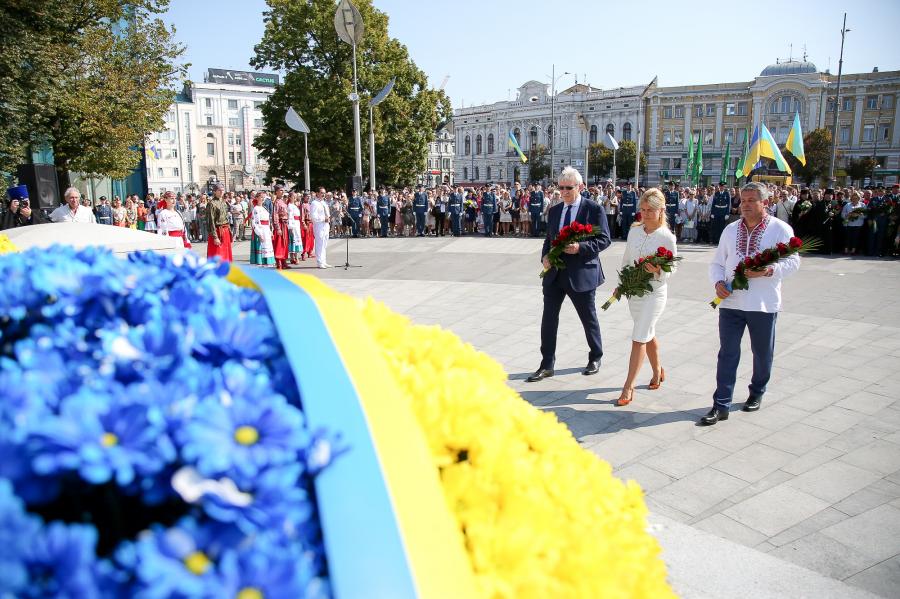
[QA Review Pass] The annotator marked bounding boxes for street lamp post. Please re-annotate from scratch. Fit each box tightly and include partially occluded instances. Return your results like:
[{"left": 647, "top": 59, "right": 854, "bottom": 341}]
[
  {"left": 828, "top": 12, "right": 850, "bottom": 186},
  {"left": 367, "top": 78, "right": 395, "bottom": 192},
  {"left": 871, "top": 99, "right": 883, "bottom": 184},
  {"left": 334, "top": 0, "right": 365, "bottom": 180},
  {"left": 548, "top": 65, "right": 572, "bottom": 181},
  {"left": 285, "top": 107, "right": 311, "bottom": 191}
]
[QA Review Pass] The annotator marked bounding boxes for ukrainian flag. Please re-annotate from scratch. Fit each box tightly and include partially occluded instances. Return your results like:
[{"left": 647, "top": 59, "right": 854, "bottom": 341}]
[
  {"left": 785, "top": 111, "right": 806, "bottom": 165},
  {"left": 745, "top": 124, "right": 792, "bottom": 175},
  {"left": 508, "top": 130, "right": 527, "bottom": 163}
]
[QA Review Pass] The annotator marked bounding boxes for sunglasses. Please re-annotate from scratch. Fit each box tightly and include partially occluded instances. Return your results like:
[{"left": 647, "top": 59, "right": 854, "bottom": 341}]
[{"left": 559, "top": 185, "right": 576, "bottom": 190}]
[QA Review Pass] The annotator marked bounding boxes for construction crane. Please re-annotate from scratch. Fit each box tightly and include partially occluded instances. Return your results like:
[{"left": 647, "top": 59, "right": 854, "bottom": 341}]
[{"left": 438, "top": 75, "right": 449, "bottom": 91}]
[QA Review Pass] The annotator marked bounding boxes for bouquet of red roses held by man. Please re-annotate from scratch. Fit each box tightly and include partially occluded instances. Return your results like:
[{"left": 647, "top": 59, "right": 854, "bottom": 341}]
[
  {"left": 710, "top": 236, "right": 821, "bottom": 308},
  {"left": 539, "top": 221, "right": 602, "bottom": 278},
  {"left": 601, "top": 246, "right": 681, "bottom": 310}
]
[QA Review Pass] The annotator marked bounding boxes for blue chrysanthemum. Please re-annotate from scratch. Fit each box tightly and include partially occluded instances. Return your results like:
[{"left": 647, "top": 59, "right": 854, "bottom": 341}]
[
  {"left": 0, "top": 477, "right": 40, "bottom": 596},
  {"left": 219, "top": 537, "right": 331, "bottom": 599},
  {"left": 20, "top": 520, "right": 100, "bottom": 599}
]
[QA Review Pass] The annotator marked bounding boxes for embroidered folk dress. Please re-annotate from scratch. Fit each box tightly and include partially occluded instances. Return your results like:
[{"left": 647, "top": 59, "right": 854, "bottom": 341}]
[
  {"left": 287, "top": 202, "right": 303, "bottom": 253},
  {"left": 709, "top": 214, "right": 800, "bottom": 313},
  {"left": 251, "top": 205, "right": 275, "bottom": 266},
  {"left": 621, "top": 224, "right": 677, "bottom": 343}
]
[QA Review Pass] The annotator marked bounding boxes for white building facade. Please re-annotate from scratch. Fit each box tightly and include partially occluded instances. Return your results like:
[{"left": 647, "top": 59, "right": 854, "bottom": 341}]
[
  {"left": 145, "top": 68, "right": 278, "bottom": 195},
  {"left": 418, "top": 125, "right": 455, "bottom": 187}
]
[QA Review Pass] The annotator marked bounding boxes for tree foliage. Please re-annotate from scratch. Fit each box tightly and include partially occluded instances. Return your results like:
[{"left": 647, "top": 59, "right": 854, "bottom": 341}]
[
  {"left": 788, "top": 127, "right": 836, "bottom": 186},
  {"left": 251, "top": 0, "right": 451, "bottom": 189},
  {"left": 846, "top": 156, "right": 877, "bottom": 186},
  {"left": 527, "top": 144, "right": 550, "bottom": 182},
  {"left": 588, "top": 143, "right": 614, "bottom": 177},
  {"left": 0, "top": 1, "right": 187, "bottom": 182},
  {"left": 614, "top": 140, "right": 647, "bottom": 182}
]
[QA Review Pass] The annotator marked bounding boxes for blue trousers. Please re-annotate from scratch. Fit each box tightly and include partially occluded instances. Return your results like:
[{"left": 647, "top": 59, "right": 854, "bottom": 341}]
[
  {"left": 482, "top": 212, "right": 494, "bottom": 236},
  {"left": 711, "top": 217, "right": 726, "bottom": 244},
  {"left": 530, "top": 210, "right": 543, "bottom": 236},
  {"left": 449, "top": 212, "right": 461, "bottom": 236},
  {"left": 348, "top": 213, "right": 360, "bottom": 237},
  {"left": 415, "top": 211, "right": 426, "bottom": 235},
  {"left": 620, "top": 214, "right": 634, "bottom": 238},
  {"left": 379, "top": 214, "right": 389, "bottom": 237},
  {"left": 540, "top": 275, "right": 603, "bottom": 369},
  {"left": 714, "top": 308, "right": 777, "bottom": 409}
]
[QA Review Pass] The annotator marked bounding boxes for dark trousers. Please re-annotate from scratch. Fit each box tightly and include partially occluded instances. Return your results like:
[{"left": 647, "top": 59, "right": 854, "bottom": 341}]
[
  {"left": 349, "top": 214, "right": 360, "bottom": 237},
  {"left": 606, "top": 214, "right": 617, "bottom": 240},
  {"left": 415, "top": 211, "right": 426, "bottom": 235},
  {"left": 449, "top": 213, "right": 461, "bottom": 236},
  {"left": 710, "top": 217, "right": 726, "bottom": 244},
  {"left": 714, "top": 309, "right": 777, "bottom": 409},
  {"left": 620, "top": 214, "right": 634, "bottom": 238},
  {"left": 530, "top": 210, "right": 543, "bottom": 236},
  {"left": 868, "top": 219, "right": 887, "bottom": 256},
  {"left": 483, "top": 212, "right": 494, "bottom": 237},
  {"left": 435, "top": 212, "right": 446, "bottom": 236},
  {"left": 379, "top": 214, "right": 389, "bottom": 237},
  {"left": 540, "top": 276, "right": 603, "bottom": 369},
  {"left": 845, "top": 225, "right": 862, "bottom": 251}
]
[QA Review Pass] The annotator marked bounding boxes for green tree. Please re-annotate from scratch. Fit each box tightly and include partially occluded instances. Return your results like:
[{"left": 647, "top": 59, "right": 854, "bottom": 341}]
[
  {"left": 251, "top": 0, "right": 450, "bottom": 188},
  {"left": 527, "top": 144, "right": 550, "bottom": 182},
  {"left": 615, "top": 140, "right": 647, "bottom": 182},
  {"left": 846, "top": 156, "right": 877, "bottom": 186},
  {"left": 588, "top": 143, "right": 614, "bottom": 177},
  {"left": 0, "top": 1, "right": 187, "bottom": 184},
  {"left": 788, "top": 127, "right": 836, "bottom": 186}
]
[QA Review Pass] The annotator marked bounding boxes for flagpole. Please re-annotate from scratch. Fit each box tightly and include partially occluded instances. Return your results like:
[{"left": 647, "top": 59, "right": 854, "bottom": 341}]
[{"left": 828, "top": 12, "right": 849, "bottom": 186}]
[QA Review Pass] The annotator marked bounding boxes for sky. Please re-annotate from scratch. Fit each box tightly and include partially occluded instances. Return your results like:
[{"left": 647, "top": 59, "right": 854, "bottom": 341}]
[{"left": 163, "top": 0, "right": 900, "bottom": 108}]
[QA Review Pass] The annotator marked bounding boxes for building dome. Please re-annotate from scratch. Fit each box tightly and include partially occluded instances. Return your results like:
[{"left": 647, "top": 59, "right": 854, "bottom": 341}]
[{"left": 760, "top": 60, "right": 818, "bottom": 77}]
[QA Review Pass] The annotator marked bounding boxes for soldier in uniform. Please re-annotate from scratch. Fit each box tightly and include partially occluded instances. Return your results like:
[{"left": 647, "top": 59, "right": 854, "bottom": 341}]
[
  {"left": 867, "top": 185, "right": 889, "bottom": 257},
  {"left": 95, "top": 196, "right": 113, "bottom": 225},
  {"left": 481, "top": 185, "right": 497, "bottom": 237},
  {"left": 448, "top": 185, "right": 463, "bottom": 236},
  {"left": 413, "top": 184, "right": 428, "bottom": 236},
  {"left": 529, "top": 184, "right": 546, "bottom": 237},
  {"left": 347, "top": 190, "right": 363, "bottom": 238},
  {"left": 619, "top": 184, "right": 637, "bottom": 238},
  {"left": 710, "top": 182, "right": 731, "bottom": 245},
  {"left": 376, "top": 188, "right": 391, "bottom": 238},
  {"left": 664, "top": 182, "right": 680, "bottom": 233}
]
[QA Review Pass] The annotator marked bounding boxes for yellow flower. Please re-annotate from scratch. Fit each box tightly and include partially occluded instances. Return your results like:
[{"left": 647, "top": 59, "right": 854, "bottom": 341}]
[{"left": 0, "top": 234, "right": 18, "bottom": 255}]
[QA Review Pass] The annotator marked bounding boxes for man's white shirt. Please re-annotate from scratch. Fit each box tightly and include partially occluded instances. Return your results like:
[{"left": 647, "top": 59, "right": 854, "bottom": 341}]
[{"left": 50, "top": 204, "right": 95, "bottom": 223}]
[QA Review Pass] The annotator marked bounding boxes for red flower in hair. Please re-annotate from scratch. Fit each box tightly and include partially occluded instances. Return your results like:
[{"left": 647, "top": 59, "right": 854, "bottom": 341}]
[{"left": 789, "top": 237, "right": 802, "bottom": 249}]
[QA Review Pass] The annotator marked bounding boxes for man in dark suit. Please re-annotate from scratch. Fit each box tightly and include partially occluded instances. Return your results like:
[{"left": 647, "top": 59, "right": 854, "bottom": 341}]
[{"left": 527, "top": 167, "right": 612, "bottom": 382}]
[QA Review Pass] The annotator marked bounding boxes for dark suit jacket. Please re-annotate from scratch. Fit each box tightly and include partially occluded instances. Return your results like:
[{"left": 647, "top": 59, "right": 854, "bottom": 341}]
[{"left": 541, "top": 198, "right": 611, "bottom": 292}]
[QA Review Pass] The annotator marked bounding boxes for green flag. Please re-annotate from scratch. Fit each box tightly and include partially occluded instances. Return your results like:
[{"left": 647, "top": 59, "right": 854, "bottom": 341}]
[
  {"left": 685, "top": 133, "right": 694, "bottom": 181},
  {"left": 735, "top": 129, "right": 750, "bottom": 179},
  {"left": 720, "top": 142, "right": 730, "bottom": 184},
  {"left": 694, "top": 134, "right": 703, "bottom": 184}
]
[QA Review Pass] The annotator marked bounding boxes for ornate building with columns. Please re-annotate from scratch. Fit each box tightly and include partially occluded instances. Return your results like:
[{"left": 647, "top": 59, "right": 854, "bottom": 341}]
[{"left": 452, "top": 61, "right": 900, "bottom": 187}]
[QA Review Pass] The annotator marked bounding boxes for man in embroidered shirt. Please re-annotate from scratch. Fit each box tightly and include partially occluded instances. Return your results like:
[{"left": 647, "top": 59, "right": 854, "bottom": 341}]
[{"left": 702, "top": 182, "right": 801, "bottom": 426}]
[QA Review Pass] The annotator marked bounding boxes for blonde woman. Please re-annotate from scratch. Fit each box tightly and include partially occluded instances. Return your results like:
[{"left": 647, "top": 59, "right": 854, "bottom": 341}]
[{"left": 616, "top": 188, "right": 678, "bottom": 406}]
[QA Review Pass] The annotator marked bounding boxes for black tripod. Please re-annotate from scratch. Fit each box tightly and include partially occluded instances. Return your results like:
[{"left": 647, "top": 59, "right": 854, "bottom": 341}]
[{"left": 342, "top": 217, "right": 362, "bottom": 270}]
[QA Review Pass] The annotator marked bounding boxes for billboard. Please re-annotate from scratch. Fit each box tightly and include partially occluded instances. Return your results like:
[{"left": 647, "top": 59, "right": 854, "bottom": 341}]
[{"left": 207, "top": 69, "right": 279, "bottom": 88}]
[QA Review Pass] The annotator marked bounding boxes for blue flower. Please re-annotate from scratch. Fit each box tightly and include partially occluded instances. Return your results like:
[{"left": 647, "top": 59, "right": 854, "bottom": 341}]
[
  {"left": 30, "top": 390, "right": 176, "bottom": 486},
  {"left": 218, "top": 537, "right": 331, "bottom": 599},
  {"left": 21, "top": 520, "right": 100, "bottom": 599},
  {"left": 0, "top": 477, "right": 40, "bottom": 596},
  {"left": 179, "top": 394, "right": 308, "bottom": 479}
]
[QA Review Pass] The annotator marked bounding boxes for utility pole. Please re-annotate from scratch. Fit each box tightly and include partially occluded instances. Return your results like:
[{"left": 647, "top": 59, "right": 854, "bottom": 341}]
[{"left": 828, "top": 13, "right": 849, "bottom": 186}]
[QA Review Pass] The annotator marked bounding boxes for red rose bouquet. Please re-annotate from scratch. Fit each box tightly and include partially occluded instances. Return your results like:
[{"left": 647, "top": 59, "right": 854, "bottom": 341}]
[
  {"left": 710, "top": 236, "right": 820, "bottom": 309},
  {"left": 601, "top": 246, "right": 681, "bottom": 310},
  {"left": 540, "top": 221, "right": 601, "bottom": 278}
]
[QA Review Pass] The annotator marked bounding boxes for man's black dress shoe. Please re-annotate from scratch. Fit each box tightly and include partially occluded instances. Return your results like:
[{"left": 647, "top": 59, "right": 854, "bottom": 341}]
[
  {"left": 699, "top": 407, "right": 729, "bottom": 426},
  {"left": 582, "top": 360, "right": 601, "bottom": 376},
  {"left": 742, "top": 396, "right": 762, "bottom": 412},
  {"left": 526, "top": 368, "right": 554, "bottom": 382}
]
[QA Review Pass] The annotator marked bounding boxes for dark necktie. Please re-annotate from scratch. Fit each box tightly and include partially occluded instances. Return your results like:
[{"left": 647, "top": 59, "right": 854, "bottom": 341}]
[{"left": 563, "top": 204, "right": 573, "bottom": 230}]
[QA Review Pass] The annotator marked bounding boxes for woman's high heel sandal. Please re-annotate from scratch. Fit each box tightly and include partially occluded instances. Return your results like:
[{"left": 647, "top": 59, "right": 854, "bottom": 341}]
[
  {"left": 616, "top": 387, "right": 634, "bottom": 407},
  {"left": 648, "top": 367, "right": 666, "bottom": 391}
]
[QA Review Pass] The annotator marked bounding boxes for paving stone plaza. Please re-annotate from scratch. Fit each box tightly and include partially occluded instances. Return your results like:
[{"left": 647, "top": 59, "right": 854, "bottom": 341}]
[{"left": 203, "top": 235, "right": 900, "bottom": 598}]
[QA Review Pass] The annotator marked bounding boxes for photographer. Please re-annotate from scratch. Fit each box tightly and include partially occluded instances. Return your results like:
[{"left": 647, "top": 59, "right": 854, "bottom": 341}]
[{"left": 2, "top": 185, "right": 46, "bottom": 229}]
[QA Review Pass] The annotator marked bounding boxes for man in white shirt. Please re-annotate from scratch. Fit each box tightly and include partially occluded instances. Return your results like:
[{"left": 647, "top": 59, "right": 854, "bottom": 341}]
[
  {"left": 310, "top": 187, "right": 331, "bottom": 268},
  {"left": 703, "top": 182, "right": 801, "bottom": 425},
  {"left": 50, "top": 187, "right": 96, "bottom": 223}
]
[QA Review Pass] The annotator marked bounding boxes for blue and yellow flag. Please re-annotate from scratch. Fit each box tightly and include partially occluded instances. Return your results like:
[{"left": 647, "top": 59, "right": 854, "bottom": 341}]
[
  {"left": 508, "top": 130, "right": 527, "bottom": 163},
  {"left": 785, "top": 111, "right": 806, "bottom": 166},
  {"left": 743, "top": 124, "right": 792, "bottom": 175}
]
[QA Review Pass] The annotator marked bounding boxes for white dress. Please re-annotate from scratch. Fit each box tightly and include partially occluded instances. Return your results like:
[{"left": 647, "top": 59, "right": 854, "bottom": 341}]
[
  {"left": 156, "top": 208, "right": 190, "bottom": 248},
  {"left": 622, "top": 225, "right": 677, "bottom": 343},
  {"left": 252, "top": 205, "right": 275, "bottom": 260}
]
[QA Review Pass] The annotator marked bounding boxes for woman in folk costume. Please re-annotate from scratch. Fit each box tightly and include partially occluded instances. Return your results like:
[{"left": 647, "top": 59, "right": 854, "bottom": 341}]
[
  {"left": 143, "top": 195, "right": 157, "bottom": 233},
  {"left": 250, "top": 194, "right": 276, "bottom": 267},
  {"left": 287, "top": 193, "right": 303, "bottom": 264},
  {"left": 155, "top": 192, "right": 192, "bottom": 250},
  {"left": 271, "top": 191, "right": 291, "bottom": 269},
  {"left": 300, "top": 193, "right": 315, "bottom": 260}
]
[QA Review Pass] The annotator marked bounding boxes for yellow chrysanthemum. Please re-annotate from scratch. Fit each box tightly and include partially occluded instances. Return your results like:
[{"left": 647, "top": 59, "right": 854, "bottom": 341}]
[
  {"left": 0, "top": 234, "right": 18, "bottom": 255},
  {"left": 359, "top": 298, "right": 675, "bottom": 599}
]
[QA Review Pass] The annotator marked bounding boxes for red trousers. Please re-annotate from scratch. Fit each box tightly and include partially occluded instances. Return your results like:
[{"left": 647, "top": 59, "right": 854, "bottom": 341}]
[
  {"left": 207, "top": 225, "right": 233, "bottom": 262},
  {"left": 302, "top": 222, "right": 315, "bottom": 255},
  {"left": 273, "top": 222, "right": 289, "bottom": 260}
]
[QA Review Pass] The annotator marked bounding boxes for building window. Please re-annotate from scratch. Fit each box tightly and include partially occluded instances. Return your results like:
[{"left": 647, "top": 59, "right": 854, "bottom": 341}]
[
  {"left": 726, "top": 103, "right": 736, "bottom": 116},
  {"left": 863, "top": 124, "right": 875, "bottom": 142},
  {"left": 724, "top": 128, "right": 734, "bottom": 144},
  {"left": 674, "top": 130, "right": 683, "bottom": 145},
  {"left": 172, "top": 149, "right": 178, "bottom": 158},
  {"left": 663, "top": 106, "right": 673, "bottom": 119},
  {"left": 228, "top": 117, "right": 239, "bottom": 127},
  {"left": 229, "top": 151, "right": 235, "bottom": 164},
  {"left": 589, "top": 124, "right": 598, "bottom": 144},
  {"left": 475, "top": 135, "right": 482, "bottom": 154},
  {"left": 204, "top": 98, "right": 212, "bottom": 108},
  {"left": 227, "top": 133, "right": 234, "bottom": 145},
  {"left": 867, "top": 96, "right": 878, "bottom": 110},
  {"left": 487, "top": 133, "right": 494, "bottom": 154},
  {"left": 254, "top": 101, "right": 264, "bottom": 109},
  {"left": 704, "top": 130, "right": 713, "bottom": 145},
  {"left": 547, "top": 125, "right": 554, "bottom": 147},
  {"left": 781, "top": 96, "right": 791, "bottom": 113},
  {"left": 464, "top": 135, "right": 470, "bottom": 155},
  {"left": 737, "top": 102, "right": 748, "bottom": 116},
  {"left": 661, "top": 158, "right": 670, "bottom": 170},
  {"left": 530, "top": 126, "right": 538, "bottom": 149},
  {"left": 840, "top": 126, "right": 851, "bottom": 143},
  {"left": 254, "top": 119, "right": 263, "bottom": 128},
  {"left": 173, "top": 167, "right": 179, "bottom": 176},
  {"left": 674, "top": 105, "right": 684, "bottom": 118},
  {"left": 695, "top": 105, "right": 703, "bottom": 118},
  {"left": 207, "top": 142, "right": 215, "bottom": 156},
  {"left": 605, "top": 123, "right": 614, "bottom": 138},
  {"left": 157, "top": 167, "right": 164, "bottom": 178},
  {"left": 880, "top": 125, "right": 891, "bottom": 141},
  {"left": 706, "top": 103, "right": 715, "bottom": 117},
  {"left": 463, "top": 166, "right": 468, "bottom": 180},
  {"left": 673, "top": 158, "right": 682, "bottom": 169},
  {"left": 228, "top": 99, "right": 238, "bottom": 109},
  {"left": 513, "top": 127, "right": 521, "bottom": 146},
  {"left": 443, "top": 159, "right": 450, "bottom": 169},
  {"left": 486, "top": 166, "right": 492, "bottom": 180},
  {"left": 622, "top": 122, "right": 632, "bottom": 141},
  {"left": 206, "top": 116, "right": 213, "bottom": 126},
  {"left": 236, "top": 152, "right": 242, "bottom": 163},
  {"left": 475, "top": 166, "right": 479, "bottom": 180},
  {"left": 842, "top": 98, "right": 852, "bottom": 112},
  {"left": 882, "top": 96, "right": 894, "bottom": 109},
  {"left": 663, "top": 130, "right": 671, "bottom": 146}
]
